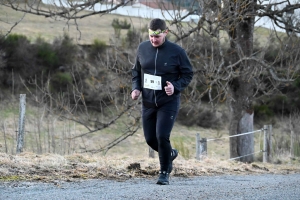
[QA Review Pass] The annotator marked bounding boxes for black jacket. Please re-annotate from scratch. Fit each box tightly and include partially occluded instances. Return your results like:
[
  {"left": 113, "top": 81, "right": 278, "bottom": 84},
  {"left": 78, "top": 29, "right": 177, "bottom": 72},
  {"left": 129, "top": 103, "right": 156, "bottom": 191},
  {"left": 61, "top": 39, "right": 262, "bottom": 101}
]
[{"left": 132, "top": 39, "right": 193, "bottom": 107}]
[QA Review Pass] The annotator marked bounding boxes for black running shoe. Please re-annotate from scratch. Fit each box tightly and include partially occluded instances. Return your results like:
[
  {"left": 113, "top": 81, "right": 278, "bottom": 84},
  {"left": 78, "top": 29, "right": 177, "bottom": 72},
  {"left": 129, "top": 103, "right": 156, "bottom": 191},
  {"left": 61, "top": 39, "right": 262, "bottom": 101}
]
[
  {"left": 168, "top": 148, "right": 178, "bottom": 173},
  {"left": 156, "top": 171, "right": 169, "bottom": 185}
]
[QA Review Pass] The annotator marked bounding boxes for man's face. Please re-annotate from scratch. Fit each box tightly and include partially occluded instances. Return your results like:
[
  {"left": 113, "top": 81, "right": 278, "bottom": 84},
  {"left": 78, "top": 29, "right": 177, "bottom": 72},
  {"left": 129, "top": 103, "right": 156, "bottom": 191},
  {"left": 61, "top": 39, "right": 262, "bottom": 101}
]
[{"left": 149, "top": 29, "right": 168, "bottom": 47}]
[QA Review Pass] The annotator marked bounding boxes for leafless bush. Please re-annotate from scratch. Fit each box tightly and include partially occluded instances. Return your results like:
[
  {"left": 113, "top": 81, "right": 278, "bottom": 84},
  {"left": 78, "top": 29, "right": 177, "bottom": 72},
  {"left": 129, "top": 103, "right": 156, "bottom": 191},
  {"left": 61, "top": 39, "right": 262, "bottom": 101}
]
[
  {"left": 177, "top": 102, "right": 227, "bottom": 129},
  {"left": 14, "top": 42, "right": 138, "bottom": 155},
  {"left": 273, "top": 112, "right": 300, "bottom": 161},
  {"left": 289, "top": 111, "right": 300, "bottom": 157},
  {"left": 0, "top": 49, "right": 5, "bottom": 69}
]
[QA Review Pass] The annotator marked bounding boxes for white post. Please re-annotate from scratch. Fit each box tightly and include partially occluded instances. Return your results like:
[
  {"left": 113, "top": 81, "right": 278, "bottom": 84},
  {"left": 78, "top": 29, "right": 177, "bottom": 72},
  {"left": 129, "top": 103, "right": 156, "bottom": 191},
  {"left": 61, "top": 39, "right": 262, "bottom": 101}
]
[
  {"left": 196, "top": 133, "right": 201, "bottom": 160},
  {"left": 196, "top": 133, "right": 207, "bottom": 160},
  {"left": 290, "top": 126, "right": 294, "bottom": 158},
  {"left": 263, "top": 125, "right": 268, "bottom": 163},
  {"left": 16, "top": 94, "right": 26, "bottom": 154},
  {"left": 200, "top": 138, "right": 207, "bottom": 158},
  {"left": 149, "top": 147, "right": 155, "bottom": 158},
  {"left": 268, "top": 125, "right": 272, "bottom": 162}
]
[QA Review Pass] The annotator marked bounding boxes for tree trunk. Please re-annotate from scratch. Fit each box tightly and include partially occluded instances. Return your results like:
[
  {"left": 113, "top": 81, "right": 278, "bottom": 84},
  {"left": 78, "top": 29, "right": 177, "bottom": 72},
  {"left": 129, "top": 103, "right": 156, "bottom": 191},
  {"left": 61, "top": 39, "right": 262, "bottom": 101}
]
[
  {"left": 229, "top": 78, "right": 254, "bottom": 162},
  {"left": 228, "top": 0, "right": 256, "bottom": 162}
]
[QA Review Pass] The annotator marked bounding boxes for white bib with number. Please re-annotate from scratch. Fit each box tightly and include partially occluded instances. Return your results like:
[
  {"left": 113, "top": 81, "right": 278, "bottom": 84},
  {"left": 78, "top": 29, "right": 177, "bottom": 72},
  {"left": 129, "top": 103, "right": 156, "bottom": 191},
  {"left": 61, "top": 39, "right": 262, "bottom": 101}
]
[{"left": 144, "top": 73, "right": 162, "bottom": 90}]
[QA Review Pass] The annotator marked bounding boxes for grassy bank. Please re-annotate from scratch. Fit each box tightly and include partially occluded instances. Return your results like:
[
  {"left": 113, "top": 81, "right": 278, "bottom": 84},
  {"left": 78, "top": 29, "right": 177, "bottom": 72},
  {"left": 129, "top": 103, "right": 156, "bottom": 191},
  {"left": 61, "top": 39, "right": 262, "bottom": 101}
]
[
  {"left": 1, "top": 152, "right": 300, "bottom": 182},
  {"left": 0, "top": 4, "right": 277, "bottom": 45}
]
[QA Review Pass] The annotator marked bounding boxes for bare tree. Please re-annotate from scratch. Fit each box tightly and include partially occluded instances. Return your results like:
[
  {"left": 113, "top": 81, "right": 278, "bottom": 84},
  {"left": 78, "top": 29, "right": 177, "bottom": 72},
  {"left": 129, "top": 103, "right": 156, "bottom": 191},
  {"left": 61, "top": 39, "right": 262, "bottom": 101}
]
[
  {"left": 168, "top": 0, "right": 300, "bottom": 162},
  {"left": 153, "top": 0, "right": 300, "bottom": 162},
  {"left": 17, "top": 42, "right": 140, "bottom": 154}
]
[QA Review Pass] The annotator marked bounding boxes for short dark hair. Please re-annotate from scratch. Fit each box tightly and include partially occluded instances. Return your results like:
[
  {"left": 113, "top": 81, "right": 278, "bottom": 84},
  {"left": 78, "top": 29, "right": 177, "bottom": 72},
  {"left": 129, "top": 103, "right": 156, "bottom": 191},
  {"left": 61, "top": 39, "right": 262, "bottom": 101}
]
[{"left": 148, "top": 18, "right": 167, "bottom": 30}]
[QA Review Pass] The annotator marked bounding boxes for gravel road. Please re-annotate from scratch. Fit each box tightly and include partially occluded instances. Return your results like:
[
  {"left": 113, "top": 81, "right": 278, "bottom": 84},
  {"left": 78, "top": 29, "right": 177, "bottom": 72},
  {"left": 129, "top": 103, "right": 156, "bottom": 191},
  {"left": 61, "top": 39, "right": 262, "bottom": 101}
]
[{"left": 1, "top": 173, "right": 300, "bottom": 200}]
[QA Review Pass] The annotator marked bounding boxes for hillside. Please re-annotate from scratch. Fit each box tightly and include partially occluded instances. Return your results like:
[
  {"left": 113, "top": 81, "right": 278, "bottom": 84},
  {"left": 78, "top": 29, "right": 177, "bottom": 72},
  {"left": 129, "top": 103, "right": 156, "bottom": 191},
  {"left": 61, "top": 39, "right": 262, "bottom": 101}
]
[
  {"left": 0, "top": 4, "right": 150, "bottom": 44},
  {"left": 0, "top": 4, "right": 276, "bottom": 45},
  {"left": 1, "top": 3, "right": 300, "bottom": 177}
]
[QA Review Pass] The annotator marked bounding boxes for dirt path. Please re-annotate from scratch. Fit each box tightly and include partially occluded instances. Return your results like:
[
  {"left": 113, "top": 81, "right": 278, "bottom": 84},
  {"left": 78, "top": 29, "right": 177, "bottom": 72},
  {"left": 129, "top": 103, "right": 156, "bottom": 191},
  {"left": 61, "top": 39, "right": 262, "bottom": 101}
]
[{"left": 1, "top": 173, "right": 300, "bottom": 200}]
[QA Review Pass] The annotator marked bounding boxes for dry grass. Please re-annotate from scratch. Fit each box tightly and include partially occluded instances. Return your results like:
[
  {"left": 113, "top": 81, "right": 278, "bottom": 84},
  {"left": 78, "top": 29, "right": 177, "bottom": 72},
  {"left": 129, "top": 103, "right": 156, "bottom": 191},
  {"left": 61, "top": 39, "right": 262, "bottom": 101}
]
[
  {"left": 1, "top": 152, "right": 300, "bottom": 182},
  {"left": 1, "top": 101, "right": 300, "bottom": 183},
  {"left": 0, "top": 100, "right": 232, "bottom": 159}
]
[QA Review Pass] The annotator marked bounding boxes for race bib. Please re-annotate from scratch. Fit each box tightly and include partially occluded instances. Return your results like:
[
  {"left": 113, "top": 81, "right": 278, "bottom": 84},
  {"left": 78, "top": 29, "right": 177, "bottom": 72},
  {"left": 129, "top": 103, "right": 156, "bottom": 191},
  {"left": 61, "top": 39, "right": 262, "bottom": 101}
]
[{"left": 144, "top": 73, "right": 162, "bottom": 90}]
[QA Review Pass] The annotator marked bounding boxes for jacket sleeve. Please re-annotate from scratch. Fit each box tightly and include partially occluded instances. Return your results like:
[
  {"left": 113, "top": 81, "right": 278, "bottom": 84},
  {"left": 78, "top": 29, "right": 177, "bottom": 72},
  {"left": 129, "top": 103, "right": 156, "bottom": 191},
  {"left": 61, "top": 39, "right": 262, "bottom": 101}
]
[
  {"left": 131, "top": 49, "right": 142, "bottom": 92},
  {"left": 172, "top": 49, "right": 193, "bottom": 94}
]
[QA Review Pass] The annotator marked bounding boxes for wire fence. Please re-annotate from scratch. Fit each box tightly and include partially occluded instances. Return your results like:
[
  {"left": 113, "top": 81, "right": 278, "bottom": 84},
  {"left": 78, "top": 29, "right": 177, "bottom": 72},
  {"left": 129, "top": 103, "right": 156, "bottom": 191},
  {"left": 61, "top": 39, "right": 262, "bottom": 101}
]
[
  {"left": 206, "top": 129, "right": 263, "bottom": 142},
  {"left": 196, "top": 126, "right": 272, "bottom": 162},
  {"left": 10, "top": 93, "right": 298, "bottom": 162}
]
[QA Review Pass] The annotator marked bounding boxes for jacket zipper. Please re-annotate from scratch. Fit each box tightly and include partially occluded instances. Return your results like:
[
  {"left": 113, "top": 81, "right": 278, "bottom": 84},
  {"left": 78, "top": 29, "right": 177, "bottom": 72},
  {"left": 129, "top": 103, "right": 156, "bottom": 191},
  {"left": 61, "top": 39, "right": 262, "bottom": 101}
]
[{"left": 154, "top": 48, "right": 158, "bottom": 107}]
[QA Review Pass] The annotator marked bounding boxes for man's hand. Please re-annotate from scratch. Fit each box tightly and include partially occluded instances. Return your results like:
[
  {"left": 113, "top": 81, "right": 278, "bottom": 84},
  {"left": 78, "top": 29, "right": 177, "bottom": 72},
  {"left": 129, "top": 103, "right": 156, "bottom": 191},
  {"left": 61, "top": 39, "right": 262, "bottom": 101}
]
[
  {"left": 164, "top": 81, "right": 174, "bottom": 96},
  {"left": 131, "top": 89, "right": 141, "bottom": 100}
]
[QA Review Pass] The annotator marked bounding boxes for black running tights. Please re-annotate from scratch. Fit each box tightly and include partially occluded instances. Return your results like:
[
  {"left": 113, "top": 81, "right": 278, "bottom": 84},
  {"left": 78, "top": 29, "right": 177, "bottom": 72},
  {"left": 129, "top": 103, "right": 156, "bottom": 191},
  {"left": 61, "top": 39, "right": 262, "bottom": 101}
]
[{"left": 142, "top": 97, "right": 180, "bottom": 172}]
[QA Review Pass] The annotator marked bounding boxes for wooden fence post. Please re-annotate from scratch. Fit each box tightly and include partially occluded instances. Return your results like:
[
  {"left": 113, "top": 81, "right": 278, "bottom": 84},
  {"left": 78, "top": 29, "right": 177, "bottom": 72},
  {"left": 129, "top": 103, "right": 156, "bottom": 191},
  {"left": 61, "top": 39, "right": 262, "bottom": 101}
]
[
  {"left": 291, "top": 130, "right": 294, "bottom": 158},
  {"left": 2, "top": 120, "right": 8, "bottom": 153},
  {"left": 196, "top": 133, "right": 201, "bottom": 160},
  {"left": 263, "top": 125, "right": 268, "bottom": 163},
  {"left": 200, "top": 138, "right": 207, "bottom": 158},
  {"left": 16, "top": 94, "right": 26, "bottom": 154},
  {"left": 267, "top": 125, "right": 272, "bottom": 162},
  {"left": 196, "top": 133, "right": 207, "bottom": 160}
]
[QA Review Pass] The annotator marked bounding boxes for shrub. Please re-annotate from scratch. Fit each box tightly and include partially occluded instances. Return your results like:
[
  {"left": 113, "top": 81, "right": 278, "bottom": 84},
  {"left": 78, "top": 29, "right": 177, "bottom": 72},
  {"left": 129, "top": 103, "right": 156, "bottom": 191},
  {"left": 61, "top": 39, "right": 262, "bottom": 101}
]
[
  {"left": 35, "top": 37, "right": 58, "bottom": 69},
  {"left": 90, "top": 39, "right": 106, "bottom": 58},
  {"left": 177, "top": 104, "right": 225, "bottom": 129},
  {"left": 50, "top": 72, "right": 73, "bottom": 92},
  {"left": 52, "top": 33, "right": 79, "bottom": 66},
  {"left": 254, "top": 104, "right": 275, "bottom": 119},
  {"left": 3, "top": 33, "right": 28, "bottom": 47},
  {"left": 52, "top": 72, "right": 72, "bottom": 84},
  {"left": 125, "top": 28, "right": 142, "bottom": 48},
  {"left": 0, "top": 49, "right": 5, "bottom": 69},
  {"left": 196, "top": 109, "right": 223, "bottom": 128},
  {"left": 111, "top": 19, "right": 130, "bottom": 29},
  {"left": 2, "top": 34, "right": 33, "bottom": 70},
  {"left": 112, "top": 18, "right": 131, "bottom": 37},
  {"left": 1, "top": 34, "right": 38, "bottom": 88},
  {"left": 263, "top": 36, "right": 279, "bottom": 62},
  {"left": 293, "top": 77, "right": 300, "bottom": 88}
]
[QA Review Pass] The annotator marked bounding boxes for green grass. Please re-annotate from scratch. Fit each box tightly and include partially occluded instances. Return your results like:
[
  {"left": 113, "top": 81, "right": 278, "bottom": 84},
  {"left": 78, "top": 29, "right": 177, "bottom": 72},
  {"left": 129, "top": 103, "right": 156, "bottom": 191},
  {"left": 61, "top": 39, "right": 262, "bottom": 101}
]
[
  {"left": 0, "top": 175, "right": 26, "bottom": 181},
  {"left": 0, "top": 107, "right": 18, "bottom": 119}
]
